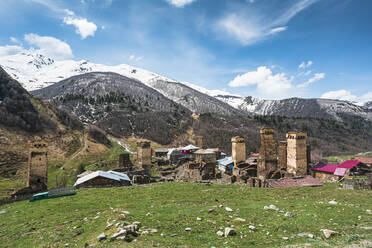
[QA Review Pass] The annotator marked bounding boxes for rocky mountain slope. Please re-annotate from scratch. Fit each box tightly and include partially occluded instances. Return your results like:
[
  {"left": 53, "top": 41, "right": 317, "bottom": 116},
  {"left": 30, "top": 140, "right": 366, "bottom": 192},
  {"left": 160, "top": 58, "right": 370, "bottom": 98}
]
[
  {"left": 32, "top": 72, "right": 193, "bottom": 144},
  {"left": 0, "top": 67, "right": 85, "bottom": 176},
  {"left": 217, "top": 95, "right": 372, "bottom": 122}
]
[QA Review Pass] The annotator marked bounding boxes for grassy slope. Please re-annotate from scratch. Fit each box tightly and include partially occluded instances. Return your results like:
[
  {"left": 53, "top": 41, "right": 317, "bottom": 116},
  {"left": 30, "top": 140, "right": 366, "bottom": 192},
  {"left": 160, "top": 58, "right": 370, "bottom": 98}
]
[{"left": 0, "top": 183, "right": 371, "bottom": 248}]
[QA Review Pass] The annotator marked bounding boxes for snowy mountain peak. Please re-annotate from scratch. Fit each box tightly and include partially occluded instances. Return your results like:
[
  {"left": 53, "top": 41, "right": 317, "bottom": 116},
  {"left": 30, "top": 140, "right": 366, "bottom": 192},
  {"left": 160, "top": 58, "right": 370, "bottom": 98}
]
[{"left": 0, "top": 52, "right": 175, "bottom": 91}]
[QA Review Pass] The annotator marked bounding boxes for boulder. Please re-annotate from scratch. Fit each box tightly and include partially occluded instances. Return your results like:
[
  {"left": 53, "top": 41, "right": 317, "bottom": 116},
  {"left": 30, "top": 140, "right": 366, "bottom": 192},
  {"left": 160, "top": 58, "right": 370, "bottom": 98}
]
[
  {"left": 97, "top": 233, "right": 106, "bottom": 241},
  {"left": 224, "top": 227, "right": 236, "bottom": 237}
]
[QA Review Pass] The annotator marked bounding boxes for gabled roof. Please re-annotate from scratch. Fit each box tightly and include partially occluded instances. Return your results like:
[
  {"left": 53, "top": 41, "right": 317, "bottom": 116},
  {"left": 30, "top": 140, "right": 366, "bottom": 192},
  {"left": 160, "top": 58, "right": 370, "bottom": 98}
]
[
  {"left": 154, "top": 148, "right": 169, "bottom": 153},
  {"left": 194, "top": 149, "right": 216, "bottom": 155},
  {"left": 339, "top": 160, "right": 361, "bottom": 169},
  {"left": 312, "top": 163, "right": 338, "bottom": 173},
  {"left": 74, "top": 170, "right": 130, "bottom": 186},
  {"left": 181, "top": 144, "right": 199, "bottom": 151},
  {"left": 217, "top": 157, "right": 233, "bottom": 166}
]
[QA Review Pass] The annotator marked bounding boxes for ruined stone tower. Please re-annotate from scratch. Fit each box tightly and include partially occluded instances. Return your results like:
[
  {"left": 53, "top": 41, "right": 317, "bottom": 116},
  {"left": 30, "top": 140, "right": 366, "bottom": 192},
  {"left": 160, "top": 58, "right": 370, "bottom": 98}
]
[
  {"left": 231, "top": 136, "right": 246, "bottom": 167},
  {"left": 119, "top": 154, "right": 133, "bottom": 169},
  {"left": 137, "top": 141, "right": 152, "bottom": 176},
  {"left": 286, "top": 132, "right": 308, "bottom": 177},
  {"left": 27, "top": 141, "right": 48, "bottom": 190},
  {"left": 194, "top": 136, "right": 203, "bottom": 148},
  {"left": 258, "top": 128, "right": 277, "bottom": 180},
  {"left": 278, "top": 141, "right": 287, "bottom": 169}
]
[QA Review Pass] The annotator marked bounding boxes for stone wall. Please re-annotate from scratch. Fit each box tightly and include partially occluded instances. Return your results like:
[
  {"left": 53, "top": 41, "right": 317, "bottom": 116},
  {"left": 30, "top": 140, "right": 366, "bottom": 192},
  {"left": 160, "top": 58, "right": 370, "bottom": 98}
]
[
  {"left": 278, "top": 141, "right": 287, "bottom": 169},
  {"left": 286, "top": 132, "right": 307, "bottom": 177},
  {"left": 27, "top": 142, "right": 48, "bottom": 190},
  {"left": 258, "top": 128, "right": 277, "bottom": 180},
  {"left": 231, "top": 136, "right": 246, "bottom": 167},
  {"left": 137, "top": 141, "right": 151, "bottom": 175},
  {"left": 194, "top": 136, "right": 203, "bottom": 148}
]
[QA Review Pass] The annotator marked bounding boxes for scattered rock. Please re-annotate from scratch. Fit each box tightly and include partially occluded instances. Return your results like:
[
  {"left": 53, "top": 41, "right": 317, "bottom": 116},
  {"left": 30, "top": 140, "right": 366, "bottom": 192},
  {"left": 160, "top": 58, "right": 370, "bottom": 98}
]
[
  {"left": 218, "top": 205, "right": 223, "bottom": 208},
  {"left": 328, "top": 200, "right": 338, "bottom": 205},
  {"left": 105, "top": 223, "right": 113, "bottom": 230},
  {"left": 122, "top": 211, "right": 130, "bottom": 215},
  {"left": 97, "top": 233, "right": 106, "bottom": 241},
  {"left": 282, "top": 237, "right": 289, "bottom": 240},
  {"left": 208, "top": 209, "right": 216, "bottom": 214},
  {"left": 225, "top": 207, "right": 233, "bottom": 212},
  {"left": 321, "top": 229, "right": 338, "bottom": 238},
  {"left": 185, "top": 227, "right": 192, "bottom": 232},
  {"left": 264, "top": 205, "right": 279, "bottom": 211},
  {"left": 146, "top": 212, "right": 152, "bottom": 216},
  {"left": 234, "top": 218, "right": 246, "bottom": 222},
  {"left": 110, "top": 230, "right": 127, "bottom": 240},
  {"left": 366, "top": 209, "right": 371, "bottom": 214},
  {"left": 297, "top": 233, "right": 308, "bottom": 237},
  {"left": 224, "top": 227, "right": 236, "bottom": 237},
  {"left": 217, "top": 231, "right": 224, "bottom": 237},
  {"left": 0, "top": 211, "right": 7, "bottom": 214},
  {"left": 308, "top": 233, "right": 314, "bottom": 239},
  {"left": 196, "top": 217, "right": 202, "bottom": 221},
  {"left": 170, "top": 234, "right": 177, "bottom": 237},
  {"left": 248, "top": 225, "right": 256, "bottom": 231},
  {"left": 285, "top": 212, "right": 294, "bottom": 218}
]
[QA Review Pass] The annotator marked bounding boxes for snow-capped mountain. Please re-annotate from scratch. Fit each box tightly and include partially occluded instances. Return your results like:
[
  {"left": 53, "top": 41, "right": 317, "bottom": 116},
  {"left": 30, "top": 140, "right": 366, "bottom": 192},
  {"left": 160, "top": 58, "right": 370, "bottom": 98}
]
[
  {"left": 1, "top": 51, "right": 371, "bottom": 121},
  {"left": 217, "top": 95, "right": 372, "bottom": 121},
  {"left": 0, "top": 52, "right": 175, "bottom": 91}
]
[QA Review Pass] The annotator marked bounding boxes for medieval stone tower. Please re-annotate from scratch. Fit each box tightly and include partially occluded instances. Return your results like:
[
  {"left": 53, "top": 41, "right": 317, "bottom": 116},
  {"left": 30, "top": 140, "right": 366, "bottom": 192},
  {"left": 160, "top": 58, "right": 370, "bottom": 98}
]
[
  {"left": 119, "top": 154, "right": 133, "bottom": 169},
  {"left": 194, "top": 136, "right": 203, "bottom": 148},
  {"left": 278, "top": 141, "right": 287, "bottom": 169},
  {"left": 258, "top": 128, "right": 277, "bottom": 180},
  {"left": 286, "top": 132, "right": 307, "bottom": 177},
  {"left": 231, "top": 136, "right": 246, "bottom": 167},
  {"left": 27, "top": 141, "right": 48, "bottom": 190},
  {"left": 137, "top": 141, "right": 152, "bottom": 176}
]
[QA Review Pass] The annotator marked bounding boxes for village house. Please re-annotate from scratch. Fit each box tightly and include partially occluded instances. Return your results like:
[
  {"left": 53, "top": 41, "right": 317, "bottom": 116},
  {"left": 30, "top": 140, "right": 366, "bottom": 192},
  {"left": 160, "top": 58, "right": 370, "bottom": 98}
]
[
  {"left": 311, "top": 160, "right": 368, "bottom": 182},
  {"left": 74, "top": 170, "right": 131, "bottom": 188},
  {"left": 153, "top": 148, "right": 169, "bottom": 158}
]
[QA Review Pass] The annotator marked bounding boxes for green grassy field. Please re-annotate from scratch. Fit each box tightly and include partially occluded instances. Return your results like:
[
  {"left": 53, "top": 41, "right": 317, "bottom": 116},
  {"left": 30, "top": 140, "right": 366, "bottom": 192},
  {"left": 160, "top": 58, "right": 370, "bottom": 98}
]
[{"left": 0, "top": 183, "right": 371, "bottom": 248}]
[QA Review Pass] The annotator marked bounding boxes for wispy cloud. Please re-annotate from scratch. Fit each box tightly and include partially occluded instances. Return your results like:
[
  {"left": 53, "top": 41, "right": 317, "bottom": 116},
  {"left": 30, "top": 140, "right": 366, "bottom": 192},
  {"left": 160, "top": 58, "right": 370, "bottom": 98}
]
[
  {"left": 297, "top": 72, "right": 325, "bottom": 88},
  {"left": 216, "top": 0, "right": 317, "bottom": 45},
  {"left": 321, "top": 90, "right": 372, "bottom": 103},
  {"left": 165, "top": 0, "right": 196, "bottom": 8},
  {"left": 299, "top": 60, "right": 313, "bottom": 69}
]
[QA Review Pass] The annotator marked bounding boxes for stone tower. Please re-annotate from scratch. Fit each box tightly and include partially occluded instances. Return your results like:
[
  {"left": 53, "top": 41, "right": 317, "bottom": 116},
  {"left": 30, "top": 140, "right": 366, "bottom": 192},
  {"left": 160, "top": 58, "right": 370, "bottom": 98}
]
[
  {"left": 119, "top": 154, "right": 133, "bottom": 169},
  {"left": 231, "top": 136, "right": 246, "bottom": 167},
  {"left": 137, "top": 141, "right": 152, "bottom": 176},
  {"left": 278, "top": 141, "right": 287, "bottom": 169},
  {"left": 286, "top": 132, "right": 308, "bottom": 177},
  {"left": 27, "top": 141, "right": 48, "bottom": 190},
  {"left": 258, "top": 128, "right": 277, "bottom": 180},
  {"left": 194, "top": 136, "right": 203, "bottom": 148}
]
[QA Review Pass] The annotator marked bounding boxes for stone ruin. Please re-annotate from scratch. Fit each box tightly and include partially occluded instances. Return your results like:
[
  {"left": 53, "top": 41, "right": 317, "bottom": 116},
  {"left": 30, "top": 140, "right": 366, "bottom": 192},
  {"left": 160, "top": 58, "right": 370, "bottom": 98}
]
[
  {"left": 194, "top": 135, "right": 203, "bottom": 149},
  {"left": 137, "top": 141, "right": 152, "bottom": 176},
  {"left": 12, "top": 141, "right": 48, "bottom": 197},
  {"left": 278, "top": 141, "right": 287, "bottom": 170},
  {"left": 258, "top": 128, "right": 278, "bottom": 180},
  {"left": 119, "top": 154, "right": 133, "bottom": 169},
  {"left": 27, "top": 141, "right": 48, "bottom": 190}
]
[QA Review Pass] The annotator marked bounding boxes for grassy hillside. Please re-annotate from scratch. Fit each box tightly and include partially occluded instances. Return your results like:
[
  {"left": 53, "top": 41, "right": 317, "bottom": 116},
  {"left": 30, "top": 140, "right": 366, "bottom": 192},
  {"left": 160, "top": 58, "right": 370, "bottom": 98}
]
[{"left": 0, "top": 183, "right": 371, "bottom": 247}]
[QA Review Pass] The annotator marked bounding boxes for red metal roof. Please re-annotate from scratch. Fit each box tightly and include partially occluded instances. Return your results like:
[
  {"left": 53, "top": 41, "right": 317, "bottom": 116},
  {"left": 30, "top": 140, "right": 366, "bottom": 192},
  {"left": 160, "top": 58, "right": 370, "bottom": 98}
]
[
  {"left": 312, "top": 163, "right": 338, "bottom": 173},
  {"left": 266, "top": 176, "right": 323, "bottom": 188},
  {"left": 354, "top": 157, "right": 372, "bottom": 164},
  {"left": 339, "top": 160, "right": 361, "bottom": 169}
]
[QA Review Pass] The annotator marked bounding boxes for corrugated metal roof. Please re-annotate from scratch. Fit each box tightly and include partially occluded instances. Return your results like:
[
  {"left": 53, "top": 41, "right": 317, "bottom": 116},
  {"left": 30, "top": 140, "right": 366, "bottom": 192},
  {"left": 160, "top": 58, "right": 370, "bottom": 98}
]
[
  {"left": 154, "top": 148, "right": 169, "bottom": 153},
  {"left": 339, "top": 160, "right": 361, "bottom": 169},
  {"left": 266, "top": 176, "right": 323, "bottom": 188},
  {"left": 354, "top": 157, "right": 372, "bottom": 164},
  {"left": 181, "top": 144, "right": 199, "bottom": 150},
  {"left": 312, "top": 162, "right": 338, "bottom": 173},
  {"left": 334, "top": 167, "right": 348, "bottom": 176},
  {"left": 74, "top": 170, "right": 130, "bottom": 187},
  {"left": 194, "top": 149, "right": 216, "bottom": 155},
  {"left": 217, "top": 157, "right": 233, "bottom": 166}
]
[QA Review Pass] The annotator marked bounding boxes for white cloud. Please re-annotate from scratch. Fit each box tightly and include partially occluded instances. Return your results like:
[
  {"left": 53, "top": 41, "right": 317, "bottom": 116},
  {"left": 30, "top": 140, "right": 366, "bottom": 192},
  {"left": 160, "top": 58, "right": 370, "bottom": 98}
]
[
  {"left": 298, "top": 60, "right": 313, "bottom": 69},
  {"left": 321, "top": 90, "right": 372, "bottom": 103},
  {"left": 24, "top": 33, "right": 74, "bottom": 59},
  {"left": 63, "top": 16, "right": 97, "bottom": 39},
  {"left": 0, "top": 45, "right": 24, "bottom": 56},
  {"left": 321, "top": 90, "right": 357, "bottom": 102},
  {"left": 229, "top": 66, "right": 293, "bottom": 98},
  {"left": 217, "top": 0, "right": 317, "bottom": 45},
  {"left": 297, "top": 72, "right": 325, "bottom": 88},
  {"left": 129, "top": 55, "right": 135, "bottom": 61},
  {"left": 165, "top": 0, "right": 196, "bottom": 7},
  {"left": 10, "top": 37, "right": 20, "bottom": 44},
  {"left": 129, "top": 55, "right": 143, "bottom": 61}
]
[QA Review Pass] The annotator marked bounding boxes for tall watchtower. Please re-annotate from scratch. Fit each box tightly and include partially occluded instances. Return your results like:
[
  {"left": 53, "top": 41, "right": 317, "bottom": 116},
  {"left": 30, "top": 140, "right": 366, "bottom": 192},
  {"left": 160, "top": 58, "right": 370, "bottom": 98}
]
[
  {"left": 286, "top": 132, "right": 307, "bottom": 177},
  {"left": 194, "top": 136, "right": 203, "bottom": 149},
  {"left": 258, "top": 128, "right": 277, "bottom": 179},
  {"left": 137, "top": 141, "right": 152, "bottom": 176},
  {"left": 27, "top": 141, "right": 48, "bottom": 190},
  {"left": 231, "top": 136, "right": 246, "bottom": 167}
]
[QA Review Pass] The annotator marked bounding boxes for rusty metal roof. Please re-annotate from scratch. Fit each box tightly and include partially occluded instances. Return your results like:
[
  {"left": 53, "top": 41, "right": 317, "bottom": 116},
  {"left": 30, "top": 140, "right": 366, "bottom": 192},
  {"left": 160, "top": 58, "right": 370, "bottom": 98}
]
[{"left": 266, "top": 176, "right": 323, "bottom": 188}]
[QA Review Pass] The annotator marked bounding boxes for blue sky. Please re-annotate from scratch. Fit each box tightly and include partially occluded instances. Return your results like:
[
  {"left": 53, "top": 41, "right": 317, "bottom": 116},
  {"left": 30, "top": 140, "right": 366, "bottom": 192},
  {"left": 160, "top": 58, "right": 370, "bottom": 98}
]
[{"left": 0, "top": 0, "right": 371, "bottom": 101}]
